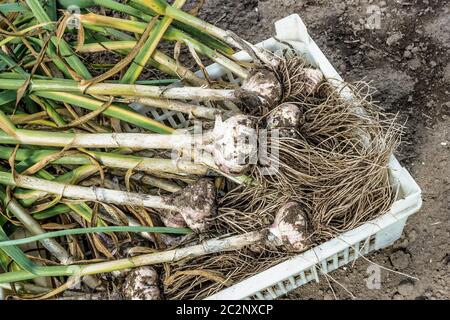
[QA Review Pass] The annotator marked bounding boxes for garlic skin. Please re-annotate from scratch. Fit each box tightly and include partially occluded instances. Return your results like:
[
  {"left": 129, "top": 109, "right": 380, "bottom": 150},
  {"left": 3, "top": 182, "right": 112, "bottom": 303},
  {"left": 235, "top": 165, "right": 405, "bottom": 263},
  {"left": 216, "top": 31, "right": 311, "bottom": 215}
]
[
  {"left": 241, "top": 69, "right": 282, "bottom": 106},
  {"left": 205, "top": 115, "right": 257, "bottom": 175},
  {"left": 268, "top": 202, "right": 309, "bottom": 252},
  {"left": 122, "top": 267, "right": 161, "bottom": 300}
]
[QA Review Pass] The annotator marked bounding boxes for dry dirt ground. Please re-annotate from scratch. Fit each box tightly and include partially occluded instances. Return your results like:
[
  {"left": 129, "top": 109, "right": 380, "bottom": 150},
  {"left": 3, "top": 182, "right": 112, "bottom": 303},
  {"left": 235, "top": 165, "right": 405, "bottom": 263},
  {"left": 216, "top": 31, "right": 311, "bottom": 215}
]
[{"left": 198, "top": 0, "right": 449, "bottom": 300}]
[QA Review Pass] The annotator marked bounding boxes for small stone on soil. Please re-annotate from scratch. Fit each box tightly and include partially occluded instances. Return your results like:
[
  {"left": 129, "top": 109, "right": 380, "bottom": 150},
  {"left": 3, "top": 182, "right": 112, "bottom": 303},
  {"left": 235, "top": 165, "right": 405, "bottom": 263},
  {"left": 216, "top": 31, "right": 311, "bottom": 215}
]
[
  {"left": 408, "top": 58, "right": 422, "bottom": 70},
  {"left": 407, "top": 229, "right": 418, "bottom": 242},
  {"left": 386, "top": 32, "right": 404, "bottom": 46}
]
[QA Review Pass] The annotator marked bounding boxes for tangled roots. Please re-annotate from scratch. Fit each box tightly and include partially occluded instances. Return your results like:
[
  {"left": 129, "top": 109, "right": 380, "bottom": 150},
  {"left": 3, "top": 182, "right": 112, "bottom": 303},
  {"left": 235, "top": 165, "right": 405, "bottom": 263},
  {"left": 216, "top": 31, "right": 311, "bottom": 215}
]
[{"left": 163, "top": 79, "right": 402, "bottom": 299}]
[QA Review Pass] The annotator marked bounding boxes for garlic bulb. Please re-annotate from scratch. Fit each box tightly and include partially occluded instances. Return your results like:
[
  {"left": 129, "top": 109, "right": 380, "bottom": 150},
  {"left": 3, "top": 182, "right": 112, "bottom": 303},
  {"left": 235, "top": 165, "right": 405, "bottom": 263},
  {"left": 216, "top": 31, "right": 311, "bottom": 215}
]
[
  {"left": 168, "top": 178, "right": 216, "bottom": 232},
  {"left": 205, "top": 115, "right": 257, "bottom": 175},
  {"left": 122, "top": 267, "right": 161, "bottom": 300},
  {"left": 268, "top": 202, "right": 309, "bottom": 252},
  {"left": 300, "top": 68, "right": 324, "bottom": 95},
  {"left": 267, "top": 103, "right": 302, "bottom": 129},
  {"left": 241, "top": 68, "right": 282, "bottom": 106}
]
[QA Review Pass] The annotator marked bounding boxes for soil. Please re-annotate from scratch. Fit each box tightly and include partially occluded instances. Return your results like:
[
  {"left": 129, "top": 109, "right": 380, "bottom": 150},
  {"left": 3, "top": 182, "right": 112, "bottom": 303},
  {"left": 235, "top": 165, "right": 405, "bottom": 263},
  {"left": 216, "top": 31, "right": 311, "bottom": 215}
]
[{"left": 197, "top": 0, "right": 449, "bottom": 300}]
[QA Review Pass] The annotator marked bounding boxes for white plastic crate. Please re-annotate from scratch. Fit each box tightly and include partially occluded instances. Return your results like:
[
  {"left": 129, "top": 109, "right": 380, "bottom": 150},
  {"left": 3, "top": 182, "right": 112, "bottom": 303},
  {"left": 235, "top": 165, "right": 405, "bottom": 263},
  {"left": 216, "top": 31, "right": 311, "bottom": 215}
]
[
  {"left": 203, "top": 14, "right": 422, "bottom": 300},
  {"left": 0, "top": 14, "right": 422, "bottom": 301}
]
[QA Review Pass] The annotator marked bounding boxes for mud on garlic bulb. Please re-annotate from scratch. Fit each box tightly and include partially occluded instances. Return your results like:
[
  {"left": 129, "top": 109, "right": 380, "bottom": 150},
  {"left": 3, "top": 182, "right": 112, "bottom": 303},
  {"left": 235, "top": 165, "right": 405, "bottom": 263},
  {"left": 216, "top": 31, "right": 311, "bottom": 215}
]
[
  {"left": 266, "top": 103, "right": 303, "bottom": 138},
  {"left": 268, "top": 202, "right": 310, "bottom": 252},
  {"left": 267, "top": 103, "right": 303, "bottom": 129},
  {"left": 169, "top": 178, "right": 216, "bottom": 232},
  {"left": 241, "top": 68, "right": 283, "bottom": 107},
  {"left": 160, "top": 178, "right": 217, "bottom": 233},
  {"left": 159, "top": 209, "right": 188, "bottom": 229},
  {"left": 122, "top": 267, "right": 161, "bottom": 300}
]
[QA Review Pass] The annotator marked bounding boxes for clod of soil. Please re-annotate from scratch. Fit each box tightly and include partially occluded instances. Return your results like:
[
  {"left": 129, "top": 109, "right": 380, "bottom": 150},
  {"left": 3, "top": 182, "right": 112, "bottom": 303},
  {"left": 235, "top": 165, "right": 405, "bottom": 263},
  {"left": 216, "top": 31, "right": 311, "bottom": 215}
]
[
  {"left": 398, "top": 280, "right": 415, "bottom": 297},
  {"left": 389, "top": 250, "right": 411, "bottom": 270}
]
